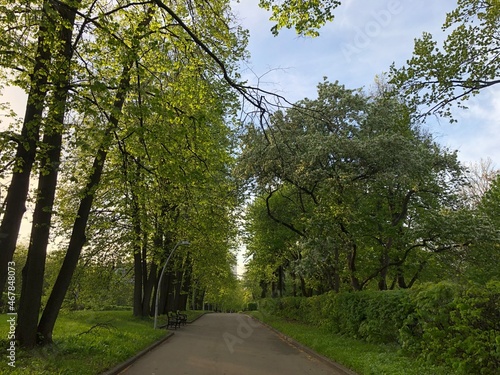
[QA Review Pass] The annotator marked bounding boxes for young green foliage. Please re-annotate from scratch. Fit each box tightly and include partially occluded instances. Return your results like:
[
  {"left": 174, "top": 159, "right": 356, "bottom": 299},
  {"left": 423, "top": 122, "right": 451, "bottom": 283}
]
[
  {"left": 392, "top": 0, "right": 500, "bottom": 119},
  {"left": 259, "top": 0, "right": 341, "bottom": 36}
]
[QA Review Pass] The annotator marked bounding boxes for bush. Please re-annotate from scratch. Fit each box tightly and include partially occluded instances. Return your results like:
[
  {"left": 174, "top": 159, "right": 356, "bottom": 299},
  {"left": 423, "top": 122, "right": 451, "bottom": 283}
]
[
  {"left": 247, "top": 302, "right": 258, "bottom": 311},
  {"left": 257, "top": 282, "right": 500, "bottom": 374},
  {"left": 401, "top": 281, "right": 500, "bottom": 374},
  {"left": 260, "top": 290, "right": 410, "bottom": 344}
]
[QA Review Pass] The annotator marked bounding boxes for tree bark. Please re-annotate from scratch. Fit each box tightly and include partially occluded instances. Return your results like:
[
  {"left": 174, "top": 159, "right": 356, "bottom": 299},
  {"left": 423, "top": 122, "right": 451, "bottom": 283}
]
[
  {"left": 133, "top": 247, "right": 143, "bottom": 317},
  {"left": 0, "top": 1, "right": 52, "bottom": 298},
  {"left": 37, "top": 58, "right": 134, "bottom": 344},
  {"left": 378, "top": 251, "right": 390, "bottom": 291},
  {"left": 141, "top": 262, "right": 157, "bottom": 316},
  {"left": 16, "top": 0, "right": 78, "bottom": 348},
  {"left": 131, "top": 186, "right": 144, "bottom": 316}
]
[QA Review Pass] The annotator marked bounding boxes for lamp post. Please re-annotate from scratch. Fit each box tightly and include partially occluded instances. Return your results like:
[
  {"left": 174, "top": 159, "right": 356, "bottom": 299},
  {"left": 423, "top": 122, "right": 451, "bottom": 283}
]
[{"left": 154, "top": 240, "right": 190, "bottom": 329}]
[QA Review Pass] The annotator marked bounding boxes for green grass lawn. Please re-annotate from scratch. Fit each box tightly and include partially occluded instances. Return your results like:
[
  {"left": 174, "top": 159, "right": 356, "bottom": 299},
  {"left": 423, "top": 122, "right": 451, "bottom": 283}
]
[
  {"left": 248, "top": 311, "right": 455, "bottom": 375},
  {"left": 0, "top": 310, "right": 204, "bottom": 375}
]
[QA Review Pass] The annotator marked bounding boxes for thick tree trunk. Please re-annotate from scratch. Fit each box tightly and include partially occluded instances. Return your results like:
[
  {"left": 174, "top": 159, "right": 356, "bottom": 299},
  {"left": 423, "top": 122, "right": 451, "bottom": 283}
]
[
  {"left": 173, "top": 270, "right": 183, "bottom": 310},
  {"left": 141, "top": 262, "right": 157, "bottom": 316},
  {"left": 278, "top": 265, "right": 285, "bottom": 297},
  {"left": 179, "top": 260, "right": 191, "bottom": 311},
  {"left": 132, "top": 189, "right": 144, "bottom": 316},
  {"left": 37, "top": 59, "right": 134, "bottom": 344},
  {"left": 17, "top": 131, "right": 63, "bottom": 347},
  {"left": 37, "top": 147, "right": 107, "bottom": 344},
  {"left": 299, "top": 276, "right": 308, "bottom": 297},
  {"left": 348, "top": 243, "right": 362, "bottom": 291},
  {"left": 0, "top": 6, "right": 52, "bottom": 298},
  {"left": 159, "top": 271, "right": 174, "bottom": 314},
  {"left": 133, "top": 248, "right": 143, "bottom": 317},
  {"left": 16, "top": 0, "right": 78, "bottom": 348},
  {"left": 396, "top": 268, "right": 408, "bottom": 289}
]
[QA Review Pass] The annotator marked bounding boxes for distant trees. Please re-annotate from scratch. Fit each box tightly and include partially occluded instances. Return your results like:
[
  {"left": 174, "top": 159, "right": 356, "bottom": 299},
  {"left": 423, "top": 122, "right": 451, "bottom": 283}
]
[{"left": 238, "top": 80, "right": 499, "bottom": 296}]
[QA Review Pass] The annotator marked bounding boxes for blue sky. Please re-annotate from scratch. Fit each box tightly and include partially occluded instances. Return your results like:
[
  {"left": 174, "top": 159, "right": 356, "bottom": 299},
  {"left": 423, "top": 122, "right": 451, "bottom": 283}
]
[{"left": 231, "top": 0, "right": 500, "bottom": 168}]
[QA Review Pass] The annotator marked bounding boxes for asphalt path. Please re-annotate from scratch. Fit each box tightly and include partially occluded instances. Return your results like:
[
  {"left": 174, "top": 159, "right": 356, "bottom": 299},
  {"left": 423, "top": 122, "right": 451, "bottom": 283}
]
[{"left": 119, "top": 313, "right": 354, "bottom": 375}]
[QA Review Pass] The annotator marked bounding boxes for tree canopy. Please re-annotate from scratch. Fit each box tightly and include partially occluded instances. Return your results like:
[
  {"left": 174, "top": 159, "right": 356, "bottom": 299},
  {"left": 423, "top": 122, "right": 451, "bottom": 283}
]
[
  {"left": 392, "top": 0, "right": 500, "bottom": 119},
  {"left": 238, "top": 79, "right": 498, "bottom": 296}
]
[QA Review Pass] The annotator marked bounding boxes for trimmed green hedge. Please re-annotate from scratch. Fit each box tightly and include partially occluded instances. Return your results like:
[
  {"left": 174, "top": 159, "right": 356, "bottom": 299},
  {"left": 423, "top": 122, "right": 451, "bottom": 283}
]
[
  {"left": 259, "top": 290, "right": 412, "bottom": 344},
  {"left": 400, "top": 281, "right": 500, "bottom": 374},
  {"left": 257, "top": 281, "right": 500, "bottom": 374}
]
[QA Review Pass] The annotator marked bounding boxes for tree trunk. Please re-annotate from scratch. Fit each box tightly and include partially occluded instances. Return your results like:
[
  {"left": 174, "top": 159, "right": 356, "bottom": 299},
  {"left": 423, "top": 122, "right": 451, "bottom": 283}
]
[
  {"left": 17, "top": 131, "right": 63, "bottom": 347},
  {"left": 278, "top": 265, "right": 285, "bottom": 297},
  {"left": 131, "top": 187, "right": 144, "bottom": 316},
  {"left": 299, "top": 276, "right": 307, "bottom": 297},
  {"left": 396, "top": 267, "right": 408, "bottom": 289},
  {"left": 333, "top": 246, "right": 340, "bottom": 293},
  {"left": 141, "top": 262, "right": 157, "bottom": 316},
  {"left": 348, "top": 243, "right": 362, "bottom": 291},
  {"left": 16, "top": 0, "right": 78, "bottom": 348},
  {"left": 37, "top": 58, "right": 134, "bottom": 345},
  {"left": 0, "top": 2, "right": 52, "bottom": 298},
  {"left": 133, "top": 248, "right": 143, "bottom": 317},
  {"left": 37, "top": 146, "right": 107, "bottom": 344},
  {"left": 172, "top": 270, "right": 181, "bottom": 310},
  {"left": 378, "top": 252, "right": 390, "bottom": 291},
  {"left": 179, "top": 259, "right": 192, "bottom": 311},
  {"left": 160, "top": 271, "right": 174, "bottom": 314}
]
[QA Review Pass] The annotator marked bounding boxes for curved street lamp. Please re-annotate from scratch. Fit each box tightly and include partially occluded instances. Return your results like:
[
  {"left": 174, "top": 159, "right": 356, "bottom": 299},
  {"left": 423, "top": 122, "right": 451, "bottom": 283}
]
[{"left": 154, "top": 240, "right": 190, "bottom": 329}]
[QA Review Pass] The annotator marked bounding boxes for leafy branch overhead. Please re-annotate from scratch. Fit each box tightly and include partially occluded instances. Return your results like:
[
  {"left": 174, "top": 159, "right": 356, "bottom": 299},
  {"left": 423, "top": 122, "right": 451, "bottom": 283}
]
[
  {"left": 392, "top": 0, "right": 500, "bottom": 120},
  {"left": 259, "top": 0, "right": 340, "bottom": 36}
]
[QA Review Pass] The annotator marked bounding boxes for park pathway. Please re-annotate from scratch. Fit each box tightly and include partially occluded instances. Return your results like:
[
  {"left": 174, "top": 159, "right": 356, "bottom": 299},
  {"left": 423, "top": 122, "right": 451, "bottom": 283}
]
[{"left": 118, "top": 313, "right": 354, "bottom": 375}]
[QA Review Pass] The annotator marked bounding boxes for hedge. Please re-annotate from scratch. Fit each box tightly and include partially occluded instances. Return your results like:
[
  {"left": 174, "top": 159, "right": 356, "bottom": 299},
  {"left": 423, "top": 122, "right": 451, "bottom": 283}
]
[{"left": 257, "top": 281, "right": 500, "bottom": 374}]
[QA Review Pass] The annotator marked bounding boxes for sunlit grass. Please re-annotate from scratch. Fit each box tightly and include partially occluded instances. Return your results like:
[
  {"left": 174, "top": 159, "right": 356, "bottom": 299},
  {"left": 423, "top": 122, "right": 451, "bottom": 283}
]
[
  {"left": 0, "top": 310, "right": 192, "bottom": 374},
  {"left": 248, "top": 311, "right": 454, "bottom": 375}
]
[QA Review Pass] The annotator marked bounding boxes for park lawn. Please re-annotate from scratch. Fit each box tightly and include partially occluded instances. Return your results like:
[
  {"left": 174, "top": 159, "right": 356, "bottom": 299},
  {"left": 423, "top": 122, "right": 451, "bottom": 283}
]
[
  {"left": 248, "top": 311, "right": 454, "bottom": 375},
  {"left": 0, "top": 310, "right": 204, "bottom": 375}
]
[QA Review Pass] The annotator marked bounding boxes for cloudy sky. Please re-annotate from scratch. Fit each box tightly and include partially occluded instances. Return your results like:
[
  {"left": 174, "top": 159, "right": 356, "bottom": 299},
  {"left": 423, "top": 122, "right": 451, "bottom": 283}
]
[{"left": 231, "top": 0, "right": 500, "bottom": 168}]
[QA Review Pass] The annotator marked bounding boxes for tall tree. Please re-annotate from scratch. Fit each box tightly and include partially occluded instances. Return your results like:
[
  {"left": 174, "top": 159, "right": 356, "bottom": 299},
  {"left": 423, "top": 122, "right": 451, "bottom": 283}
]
[
  {"left": 0, "top": 0, "right": 54, "bottom": 297},
  {"left": 16, "top": 0, "right": 82, "bottom": 348},
  {"left": 37, "top": 6, "right": 156, "bottom": 344},
  {"left": 239, "top": 80, "right": 477, "bottom": 294},
  {"left": 38, "top": 0, "right": 246, "bottom": 341}
]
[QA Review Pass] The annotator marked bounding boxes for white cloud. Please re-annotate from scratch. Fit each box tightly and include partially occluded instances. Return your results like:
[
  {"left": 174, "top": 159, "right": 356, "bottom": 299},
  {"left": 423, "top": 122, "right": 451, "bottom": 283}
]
[{"left": 434, "top": 87, "right": 500, "bottom": 167}]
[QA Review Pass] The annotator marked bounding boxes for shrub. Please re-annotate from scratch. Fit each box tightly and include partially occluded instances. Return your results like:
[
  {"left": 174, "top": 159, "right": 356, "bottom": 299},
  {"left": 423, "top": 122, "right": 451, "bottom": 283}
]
[
  {"left": 401, "top": 281, "right": 500, "bottom": 374},
  {"left": 247, "top": 302, "right": 258, "bottom": 311},
  {"left": 257, "top": 282, "right": 500, "bottom": 374}
]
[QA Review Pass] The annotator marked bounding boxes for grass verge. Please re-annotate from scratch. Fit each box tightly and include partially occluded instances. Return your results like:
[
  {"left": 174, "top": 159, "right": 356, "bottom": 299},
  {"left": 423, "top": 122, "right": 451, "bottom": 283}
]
[
  {"left": 0, "top": 310, "right": 204, "bottom": 375},
  {"left": 248, "top": 311, "right": 454, "bottom": 375}
]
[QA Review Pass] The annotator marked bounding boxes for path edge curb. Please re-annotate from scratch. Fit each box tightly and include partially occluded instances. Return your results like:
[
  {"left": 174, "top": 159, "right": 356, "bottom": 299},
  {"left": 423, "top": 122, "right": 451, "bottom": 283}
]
[
  {"left": 246, "top": 314, "right": 358, "bottom": 375},
  {"left": 100, "top": 312, "right": 208, "bottom": 375},
  {"left": 100, "top": 331, "right": 175, "bottom": 375}
]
